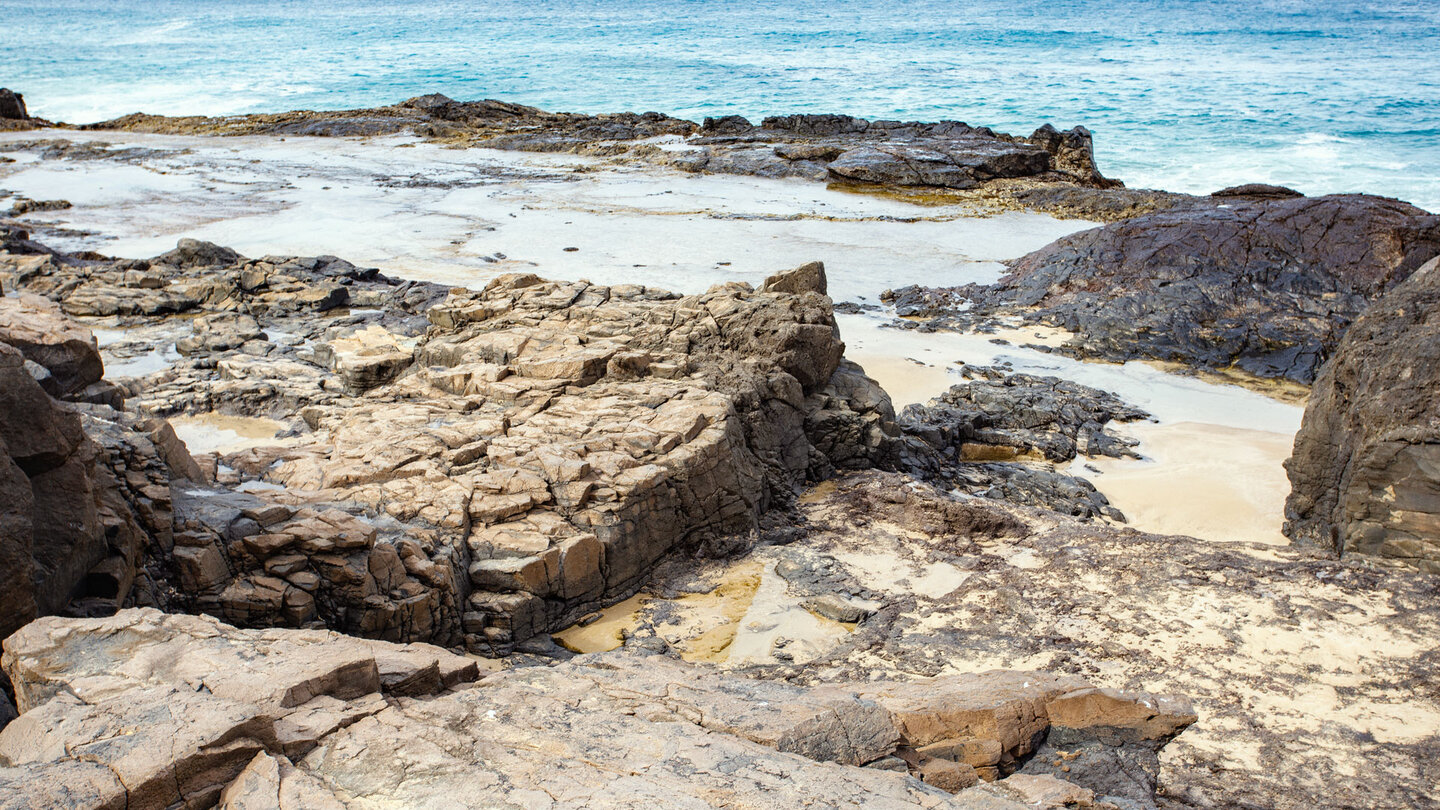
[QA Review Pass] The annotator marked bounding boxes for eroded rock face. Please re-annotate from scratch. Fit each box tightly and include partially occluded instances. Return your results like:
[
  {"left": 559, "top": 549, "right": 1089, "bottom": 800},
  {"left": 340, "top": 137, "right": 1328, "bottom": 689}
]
[
  {"left": 0, "top": 610, "right": 476, "bottom": 810},
  {"left": 0, "top": 89, "right": 29, "bottom": 125},
  {"left": 0, "top": 294, "right": 104, "bottom": 397},
  {"left": 1285, "top": 256, "right": 1440, "bottom": 572},
  {"left": 0, "top": 609, "right": 1189, "bottom": 810},
  {"left": 4, "top": 239, "right": 895, "bottom": 652},
  {"left": 0, "top": 341, "right": 168, "bottom": 638},
  {"left": 886, "top": 194, "right": 1440, "bottom": 384}
]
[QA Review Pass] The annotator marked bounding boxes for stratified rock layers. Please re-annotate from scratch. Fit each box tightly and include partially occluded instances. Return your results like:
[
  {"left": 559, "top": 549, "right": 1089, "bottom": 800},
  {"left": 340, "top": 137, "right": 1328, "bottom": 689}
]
[
  {"left": 1285, "top": 256, "right": 1440, "bottom": 572},
  {"left": 0, "top": 294, "right": 183, "bottom": 639},
  {"left": 2, "top": 237, "right": 895, "bottom": 653}
]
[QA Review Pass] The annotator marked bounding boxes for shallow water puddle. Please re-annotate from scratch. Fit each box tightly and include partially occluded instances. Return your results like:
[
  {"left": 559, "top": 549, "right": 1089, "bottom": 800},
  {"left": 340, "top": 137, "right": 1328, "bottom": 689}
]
[
  {"left": 552, "top": 557, "right": 855, "bottom": 663},
  {"left": 552, "top": 592, "right": 651, "bottom": 654},
  {"left": 170, "top": 413, "right": 289, "bottom": 455}
]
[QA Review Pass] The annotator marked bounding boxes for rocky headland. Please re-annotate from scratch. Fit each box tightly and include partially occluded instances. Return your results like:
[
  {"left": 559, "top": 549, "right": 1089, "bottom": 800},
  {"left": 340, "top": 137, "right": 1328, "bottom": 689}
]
[{"left": 2, "top": 93, "right": 1439, "bottom": 810}]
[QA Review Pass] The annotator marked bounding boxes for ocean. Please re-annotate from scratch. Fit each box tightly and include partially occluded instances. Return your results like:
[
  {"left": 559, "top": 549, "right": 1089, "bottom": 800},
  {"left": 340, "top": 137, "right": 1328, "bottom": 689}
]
[{"left": 4, "top": 0, "right": 1438, "bottom": 209}]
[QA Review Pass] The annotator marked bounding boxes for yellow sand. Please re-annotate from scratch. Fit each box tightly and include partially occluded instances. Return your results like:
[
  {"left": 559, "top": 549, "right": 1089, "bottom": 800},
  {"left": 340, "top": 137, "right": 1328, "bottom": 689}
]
[
  {"left": 847, "top": 351, "right": 957, "bottom": 409},
  {"left": 669, "top": 562, "right": 765, "bottom": 663}
]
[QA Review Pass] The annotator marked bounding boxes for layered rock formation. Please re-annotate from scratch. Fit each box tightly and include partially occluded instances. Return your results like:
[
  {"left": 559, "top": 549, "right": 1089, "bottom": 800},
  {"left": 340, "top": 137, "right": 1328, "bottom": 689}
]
[
  {"left": 1285, "top": 256, "right": 1440, "bottom": 572},
  {"left": 80, "top": 94, "right": 1117, "bottom": 195},
  {"left": 886, "top": 194, "right": 1440, "bottom": 384},
  {"left": 896, "top": 366, "right": 1149, "bottom": 520},
  {"left": 2, "top": 234, "right": 900, "bottom": 653},
  {"left": 0, "top": 609, "right": 1192, "bottom": 809}
]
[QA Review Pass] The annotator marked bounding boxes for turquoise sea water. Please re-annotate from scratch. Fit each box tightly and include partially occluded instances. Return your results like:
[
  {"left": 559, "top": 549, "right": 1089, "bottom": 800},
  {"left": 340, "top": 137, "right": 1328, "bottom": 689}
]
[{"left": 4, "top": 0, "right": 1438, "bottom": 209}]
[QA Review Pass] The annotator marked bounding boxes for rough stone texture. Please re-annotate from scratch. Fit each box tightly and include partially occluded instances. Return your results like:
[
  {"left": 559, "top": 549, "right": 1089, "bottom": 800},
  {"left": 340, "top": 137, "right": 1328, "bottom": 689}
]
[
  {"left": 687, "top": 471, "right": 1440, "bottom": 810},
  {"left": 175, "top": 312, "right": 267, "bottom": 356},
  {"left": 4, "top": 238, "right": 896, "bottom": 653},
  {"left": 899, "top": 366, "right": 1149, "bottom": 465},
  {"left": 0, "top": 609, "right": 1185, "bottom": 809},
  {"left": 0, "top": 298, "right": 193, "bottom": 640},
  {"left": 0, "top": 89, "right": 26, "bottom": 120},
  {"left": 885, "top": 194, "right": 1440, "bottom": 383},
  {"left": 0, "top": 610, "right": 474, "bottom": 810},
  {"left": 1285, "top": 256, "right": 1440, "bottom": 573},
  {"left": 0, "top": 341, "right": 101, "bottom": 633},
  {"left": 891, "top": 366, "right": 1149, "bottom": 520},
  {"left": 0, "top": 293, "right": 104, "bottom": 397}
]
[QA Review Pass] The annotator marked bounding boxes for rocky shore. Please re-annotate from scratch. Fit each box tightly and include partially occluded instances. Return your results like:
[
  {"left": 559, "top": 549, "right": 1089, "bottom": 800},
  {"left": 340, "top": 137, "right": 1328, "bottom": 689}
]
[
  {"left": 2, "top": 94, "right": 1439, "bottom": 810},
  {"left": 0, "top": 229, "right": 1156, "bottom": 651},
  {"left": 0, "top": 90, "right": 1215, "bottom": 221}
]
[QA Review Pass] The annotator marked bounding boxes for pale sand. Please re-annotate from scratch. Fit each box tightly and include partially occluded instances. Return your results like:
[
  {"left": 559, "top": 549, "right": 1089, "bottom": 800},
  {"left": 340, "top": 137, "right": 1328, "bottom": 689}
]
[
  {"left": 1077, "top": 421, "right": 1297, "bottom": 545},
  {"left": 846, "top": 351, "right": 959, "bottom": 409}
]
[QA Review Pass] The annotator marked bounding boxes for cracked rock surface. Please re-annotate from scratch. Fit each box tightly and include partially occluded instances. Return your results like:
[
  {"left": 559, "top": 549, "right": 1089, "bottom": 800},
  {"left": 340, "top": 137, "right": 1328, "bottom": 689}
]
[
  {"left": 648, "top": 472, "right": 1439, "bottom": 810},
  {"left": 1, "top": 233, "right": 899, "bottom": 655},
  {"left": 0, "top": 608, "right": 1190, "bottom": 810}
]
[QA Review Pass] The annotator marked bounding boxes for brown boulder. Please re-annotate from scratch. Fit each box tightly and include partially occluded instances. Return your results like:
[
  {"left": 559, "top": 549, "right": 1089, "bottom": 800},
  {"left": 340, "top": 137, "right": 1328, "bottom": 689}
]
[
  {"left": 0, "top": 295, "right": 104, "bottom": 397},
  {"left": 0, "top": 89, "right": 25, "bottom": 121},
  {"left": 1285, "top": 256, "right": 1440, "bottom": 572}
]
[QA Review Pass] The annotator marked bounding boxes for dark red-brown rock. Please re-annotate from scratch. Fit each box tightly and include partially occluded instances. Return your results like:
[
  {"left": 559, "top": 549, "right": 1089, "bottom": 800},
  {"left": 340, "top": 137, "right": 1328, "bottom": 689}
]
[{"left": 0, "top": 89, "right": 26, "bottom": 121}]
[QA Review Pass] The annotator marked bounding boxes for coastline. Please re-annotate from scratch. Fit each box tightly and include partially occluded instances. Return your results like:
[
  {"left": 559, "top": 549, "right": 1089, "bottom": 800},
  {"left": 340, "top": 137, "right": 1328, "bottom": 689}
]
[
  {"left": 3, "top": 94, "right": 1439, "bottom": 809},
  {"left": 0, "top": 123, "right": 1310, "bottom": 544}
]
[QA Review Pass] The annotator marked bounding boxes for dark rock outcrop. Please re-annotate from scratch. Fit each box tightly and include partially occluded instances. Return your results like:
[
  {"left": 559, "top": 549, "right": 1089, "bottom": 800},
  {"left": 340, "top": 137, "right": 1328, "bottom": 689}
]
[
  {"left": 886, "top": 194, "right": 1440, "bottom": 384},
  {"left": 900, "top": 366, "right": 1148, "bottom": 464},
  {"left": 1285, "top": 256, "right": 1440, "bottom": 573},
  {"left": 0, "top": 89, "right": 26, "bottom": 120},
  {"left": 1210, "top": 183, "right": 1304, "bottom": 200},
  {"left": 0, "top": 337, "right": 179, "bottom": 639},
  {"left": 83, "top": 95, "right": 1117, "bottom": 195},
  {"left": 889, "top": 366, "right": 1148, "bottom": 521}
]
